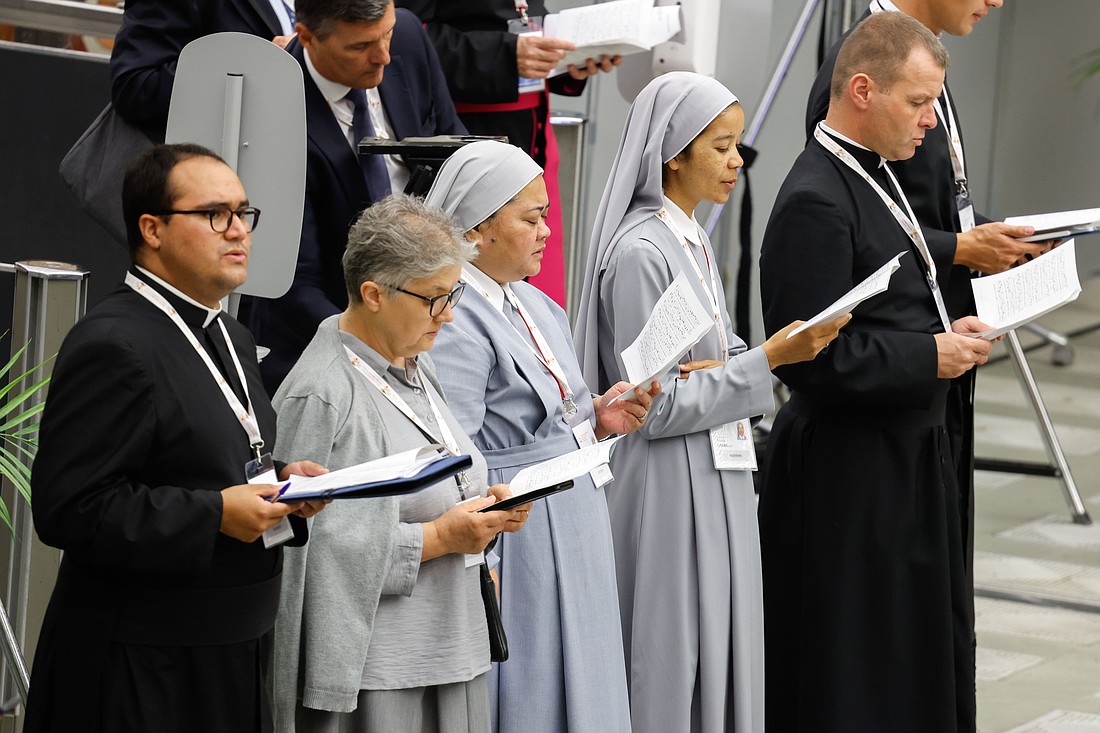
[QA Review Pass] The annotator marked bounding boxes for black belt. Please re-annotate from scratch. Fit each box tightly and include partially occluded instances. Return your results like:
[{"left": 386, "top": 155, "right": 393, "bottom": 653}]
[{"left": 786, "top": 383, "right": 948, "bottom": 429}]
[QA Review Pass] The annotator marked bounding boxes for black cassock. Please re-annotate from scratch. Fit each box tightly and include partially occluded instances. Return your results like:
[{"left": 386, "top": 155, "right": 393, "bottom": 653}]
[
  {"left": 394, "top": 0, "right": 585, "bottom": 165},
  {"left": 758, "top": 137, "right": 975, "bottom": 733},
  {"left": 808, "top": 11, "right": 985, "bottom": 576},
  {"left": 25, "top": 272, "right": 301, "bottom": 733}
]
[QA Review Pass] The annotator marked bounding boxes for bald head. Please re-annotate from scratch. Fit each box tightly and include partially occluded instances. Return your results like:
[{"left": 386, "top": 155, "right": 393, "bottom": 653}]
[{"left": 830, "top": 11, "right": 948, "bottom": 102}]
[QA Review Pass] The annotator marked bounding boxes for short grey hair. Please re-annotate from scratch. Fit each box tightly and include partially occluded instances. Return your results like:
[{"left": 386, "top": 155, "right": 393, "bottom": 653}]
[
  {"left": 830, "top": 11, "right": 949, "bottom": 100},
  {"left": 343, "top": 193, "right": 475, "bottom": 303},
  {"left": 295, "top": 0, "right": 391, "bottom": 39}
]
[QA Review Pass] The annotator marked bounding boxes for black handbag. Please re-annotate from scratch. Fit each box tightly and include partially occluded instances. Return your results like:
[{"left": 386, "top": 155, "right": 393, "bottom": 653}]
[
  {"left": 479, "top": 563, "right": 508, "bottom": 662},
  {"left": 58, "top": 104, "right": 155, "bottom": 246}
]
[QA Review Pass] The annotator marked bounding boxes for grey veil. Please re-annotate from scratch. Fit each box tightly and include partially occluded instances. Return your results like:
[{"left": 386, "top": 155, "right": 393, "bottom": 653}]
[
  {"left": 424, "top": 139, "right": 543, "bottom": 232},
  {"left": 573, "top": 72, "right": 738, "bottom": 386}
]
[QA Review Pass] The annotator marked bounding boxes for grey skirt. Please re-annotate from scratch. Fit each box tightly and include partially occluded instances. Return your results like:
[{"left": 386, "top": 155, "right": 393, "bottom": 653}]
[{"left": 294, "top": 675, "right": 490, "bottom": 733}]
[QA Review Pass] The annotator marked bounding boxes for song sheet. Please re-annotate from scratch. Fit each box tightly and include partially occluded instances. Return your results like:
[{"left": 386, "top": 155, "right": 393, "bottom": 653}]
[
  {"left": 543, "top": 0, "right": 681, "bottom": 76},
  {"left": 1005, "top": 207, "right": 1100, "bottom": 243},
  {"left": 787, "top": 252, "right": 906, "bottom": 338},
  {"left": 508, "top": 436, "right": 625, "bottom": 498},
  {"left": 611, "top": 271, "right": 712, "bottom": 404},
  {"left": 279, "top": 445, "right": 445, "bottom": 499},
  {"left": 971, "top": 239, "right": 1081, "bottom": 340}
]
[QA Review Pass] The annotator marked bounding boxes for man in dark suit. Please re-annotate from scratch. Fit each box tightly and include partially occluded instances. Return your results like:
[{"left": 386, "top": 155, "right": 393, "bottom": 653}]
[
  {"left": 109, "top": 0, "right": 295, "bottom": 134},
  {"left": 760, "top": 13, "right": 994, "bottom": 732},
  {"left": 25, "top": 144, "right": 326, "bottom": 733},
  {"left": 244, "top": 0, "right": 467, "bottom": 392}
]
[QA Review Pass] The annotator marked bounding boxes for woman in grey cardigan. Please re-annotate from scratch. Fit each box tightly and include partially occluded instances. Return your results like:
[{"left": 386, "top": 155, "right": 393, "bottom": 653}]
[{"left": 270, "top": 195, "right": 530, "bottom": 733}]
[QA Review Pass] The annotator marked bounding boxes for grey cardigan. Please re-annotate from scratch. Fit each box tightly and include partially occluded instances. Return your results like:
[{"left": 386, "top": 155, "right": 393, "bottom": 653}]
[{"left": 269, "top": 316, "right": 459, "bottom": 728}]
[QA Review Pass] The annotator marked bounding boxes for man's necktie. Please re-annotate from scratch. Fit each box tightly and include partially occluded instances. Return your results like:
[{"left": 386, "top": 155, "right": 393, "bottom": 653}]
[{"left": 345, "top": 88, "right": 393, "bottom": 201}]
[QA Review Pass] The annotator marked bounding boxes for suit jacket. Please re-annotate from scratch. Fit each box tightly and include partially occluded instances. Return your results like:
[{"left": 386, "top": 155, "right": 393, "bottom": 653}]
[
  {"left": 109, "top": 0, "right": 284, "bottom": 131},
  {"left": 246, "top": 10, "right": 466, "bottom": 393}
]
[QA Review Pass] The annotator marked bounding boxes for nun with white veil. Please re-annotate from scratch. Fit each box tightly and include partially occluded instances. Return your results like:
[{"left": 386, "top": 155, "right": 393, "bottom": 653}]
[
  {"left": 573, "top": 72, "right": 847, "bottom": 733},
  {"left": 425, "top": 140, "right": 659, "bottom": 733}
]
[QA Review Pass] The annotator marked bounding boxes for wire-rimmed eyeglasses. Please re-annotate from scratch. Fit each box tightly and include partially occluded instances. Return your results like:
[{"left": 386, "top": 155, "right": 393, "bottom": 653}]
[{"left": 394, "top": 282, "right": 465, "bottom": 317}]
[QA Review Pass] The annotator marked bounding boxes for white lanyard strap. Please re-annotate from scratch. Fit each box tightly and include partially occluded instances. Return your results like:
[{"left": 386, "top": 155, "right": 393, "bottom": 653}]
[
  {"left": 655, "top": 209, "right": 729, "bottom": 357},
  {"left": 125, "top": 273, "right": 264, "bottom": 456},
  {"left": 813, "top": 125, "right": 952, "bottom": 332},
  {"left": 343, "top": 346, "right": 463, "bottom": 456},
  {"left": 460, "top": 269, "right": 575, "bottom": 405},
  {"left": 868, "top": 0, "right": 967, "bottom": 192},
  {"left": 343, "top": 346, "right": 472, "bottom": 495}
]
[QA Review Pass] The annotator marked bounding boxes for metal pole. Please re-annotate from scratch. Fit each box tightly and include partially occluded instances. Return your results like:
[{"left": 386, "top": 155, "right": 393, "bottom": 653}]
[
  {"left": 0, "top": 601, "right": 28, "bottom": 709},
  {"left": 1004, "top": 330, "right": 1090, "bottom": 524},
  {"left": 705, "top": 0, "right": 822, "bottom": 236},
  {"left": 220, "top": 73, "right": 245, "bottom": 172}
]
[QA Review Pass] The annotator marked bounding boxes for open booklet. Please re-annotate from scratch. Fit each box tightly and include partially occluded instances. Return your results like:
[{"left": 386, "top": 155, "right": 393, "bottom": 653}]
[
  {"left": 970, "top": 239, "right": 1081, "bottom": 340},
  {"left": 609, "top": 270, "right": 713, "bottom": 405},
  {"left": 543, "top": 0, "right": 681, "bottom": 77},
  {"left": 480, "top": 436, "right": 626, "bottom": 512},
  {"left": 276, "top": 445, "right": 472, "bottom": 502},
  {"left": 787, "top": 252, "right": 906, "bottom": 339},
  {"left": 1005, "top": 207, "right": 1100, "bottom": 243}
]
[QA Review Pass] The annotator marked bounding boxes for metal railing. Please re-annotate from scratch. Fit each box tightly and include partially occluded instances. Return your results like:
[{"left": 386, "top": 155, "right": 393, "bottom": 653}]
[{"left": 0, "top": 0, "right": 122, "bottom": 39}]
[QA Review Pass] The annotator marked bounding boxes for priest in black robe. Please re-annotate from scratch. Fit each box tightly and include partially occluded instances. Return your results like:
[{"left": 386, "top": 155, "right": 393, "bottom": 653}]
[
  {"left": 24, "top": 144, "right": 326, "bottom": 733},
  {"left": 759, "top": 14, "right": 994, "bottom": 732},
  {"left": 805, "top": 0, "right": 1043, "bottom": 576}
]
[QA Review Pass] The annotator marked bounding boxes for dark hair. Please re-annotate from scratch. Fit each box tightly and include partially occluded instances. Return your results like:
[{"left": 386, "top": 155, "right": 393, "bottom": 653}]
[
  {"left": 296, "top": 0, "right": 391, "bottom": 39},
  {"left": 121, "top": 143, "right": 225, "bottom": 256},
  {"left": 830, "top": 11, "right": 949, "bottom": 100}
]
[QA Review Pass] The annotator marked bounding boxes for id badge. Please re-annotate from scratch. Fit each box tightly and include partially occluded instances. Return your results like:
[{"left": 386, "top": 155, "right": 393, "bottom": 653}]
[
  {"left": 956, "top": 194, "right": 975, "bottom": 234},
  {"left": 246, "top": 453, "right": 294, "bottom": 549},
  {"left": 709, "top": 419, "right": 757, "bottom": 471},
  {"left": 572, "top": 421, "right": 614, "bottom": 487},
  {"left": 508, "top": 16, "right": 547, "bottom": 95}
]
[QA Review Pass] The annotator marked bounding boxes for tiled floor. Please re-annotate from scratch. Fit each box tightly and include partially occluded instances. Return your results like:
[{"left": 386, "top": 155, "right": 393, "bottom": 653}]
[{"left": 971, "top": 278, "right": 1100, "bottom": 732}]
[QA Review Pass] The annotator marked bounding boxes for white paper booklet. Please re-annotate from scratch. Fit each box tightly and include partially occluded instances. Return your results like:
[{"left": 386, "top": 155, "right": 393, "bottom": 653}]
[
  {"left": 508, "top": 436, "right": 625, "bottom": 498},
  {"left": 1005, "top": 207, "right": 1100, "bottom": 243},
  {"left": 787, "top": 252, "right": 906, "bottom": 339},
  {"left": 279, "top": 445, "right": 448, "bottom": 500},
  {"left": 543, "top": 0, "right": 681, "bottom": 76},
  {"left": 971, "top": 239, "right": 1081, "bottom": 340},
  {"left": 612, "top": 270, "right": 712, "bottom": 403}
]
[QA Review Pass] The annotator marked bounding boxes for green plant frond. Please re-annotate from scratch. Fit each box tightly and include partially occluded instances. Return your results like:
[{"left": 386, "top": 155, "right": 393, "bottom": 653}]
[
  {"left": 0, "top": 446, "right": 32, "bottom": 479},
  {"left": 0, "top": 355, "right": 53, "bottom": 403},
  {"left": 0, "top": 342, "right": 31, "bottom": 381},
  {"left": 0, "top": 501, "right": 12, "bottom": 534},
  {"left": 1072, "top": 47, "right": 1100, "bottom": 88},
  {"left": 0, "top": 453, "right": 33, "bottom": 506},
  {"left": 7, "top": 424, "right": 40, "bottom": 439},
  {"left": 0, "top": 376, "right": 51, "bottom": 423},
  {"left": 0, "top": 436, "right": 37, "bottom": 463},
  {"left": 0, "top": 401, "right": 47, "bottom": 433}
]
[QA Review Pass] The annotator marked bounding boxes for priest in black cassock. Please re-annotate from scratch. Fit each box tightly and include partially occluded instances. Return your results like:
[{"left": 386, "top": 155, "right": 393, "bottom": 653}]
[
  {"left": 806, "top": 0, "right": 1044, "bottom": 580},
  {"left": 25, "top": 144, "right": 327, "bottom": 733},
  {"left": 759, "top": 13, "right": 995, "bottom": 733}
]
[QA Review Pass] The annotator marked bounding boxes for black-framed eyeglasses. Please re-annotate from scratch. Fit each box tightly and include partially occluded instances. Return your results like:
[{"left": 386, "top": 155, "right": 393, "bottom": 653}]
[
  {"left": 151, "top": 206, "right": 261, "bottom": 233},
  {"left": 394, "top": 282, "right": 465, "bottom": 317}
]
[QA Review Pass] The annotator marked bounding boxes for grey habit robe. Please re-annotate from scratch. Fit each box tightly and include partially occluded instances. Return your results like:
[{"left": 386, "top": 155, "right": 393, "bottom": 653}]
[
  {"left": 574, "top": 73, "right": 773, "bottom": 733},
  {"left": 758, "top": 128, "right": 974, "bottom": 732},
  {"left": 424, "top": 140, "right": 630, "bottom": 733}
]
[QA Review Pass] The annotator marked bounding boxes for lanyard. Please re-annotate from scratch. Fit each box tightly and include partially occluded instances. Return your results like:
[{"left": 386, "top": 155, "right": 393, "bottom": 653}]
[
  {"left": 813, "top": 124, "right": 952, "bottom": 332},
  {"left": 344, "top": 345, "right": 472, "bottom": 497},
  {"left": 460, "top": 268, "right": 578, "bottom": 419},
  {"left": 868, "top": 0, "right": 967, "bottom": 194},
  {"left": 125, "top": 273, "right": 265, "bottom": 459},
  {"left": 514, "top": 0, "right": 529, "bottom": 24},
  {"left": 655, "top": 209, "right": 729, "bottom": 357}
]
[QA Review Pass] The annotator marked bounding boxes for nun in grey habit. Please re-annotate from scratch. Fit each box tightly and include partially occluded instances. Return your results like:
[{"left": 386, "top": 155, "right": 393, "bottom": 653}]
[
  {"left": 573, "top": 72, "right": 844, "bottom": 733},
  {"left": 426, "top": 140, "right": 657, "bottom": 733}
]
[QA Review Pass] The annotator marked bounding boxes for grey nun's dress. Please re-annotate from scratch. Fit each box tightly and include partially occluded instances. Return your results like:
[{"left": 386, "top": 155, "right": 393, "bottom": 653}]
[
  {"left": 425, "top": 141, "right": 631, "bottom": 733},
  {"left": 573, "top": 73, "right": 773, "bottom": 733}
]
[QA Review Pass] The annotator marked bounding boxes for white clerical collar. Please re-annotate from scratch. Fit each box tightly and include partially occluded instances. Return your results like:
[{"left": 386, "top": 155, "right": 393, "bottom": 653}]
[
  {"left": 134, "top": 265, "right": 222, "bottom": 327},
  {"left": 304, "top": 46, "right": 351, "bottom": 105},
  {"left": 661, "top": 196, "right": 704, "bottom": 247},
  {"left": 463, "top": 264, "right": 508, "bottom": 314},
  {"left": 819, "top": 122, "right": 887, "bottom": 169}
]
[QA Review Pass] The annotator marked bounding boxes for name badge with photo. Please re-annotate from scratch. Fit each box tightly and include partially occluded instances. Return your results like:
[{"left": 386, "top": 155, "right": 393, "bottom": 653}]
[
  {"left": 245, "top": 452, "right": 295, "bottom": 549},
  {"left": 709, "top": 419, "right": 757, "bottom": 471}
]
